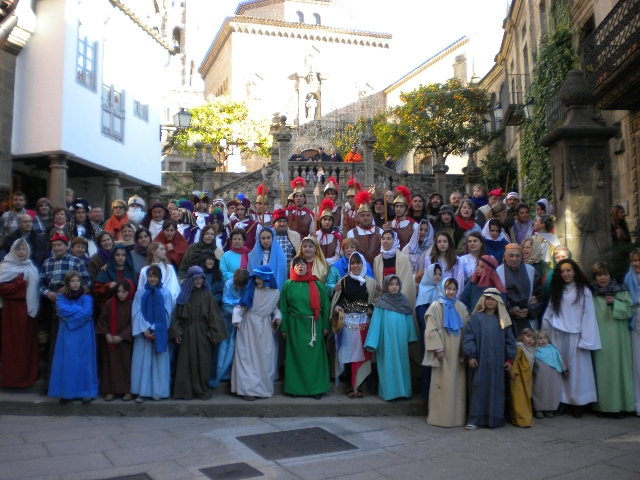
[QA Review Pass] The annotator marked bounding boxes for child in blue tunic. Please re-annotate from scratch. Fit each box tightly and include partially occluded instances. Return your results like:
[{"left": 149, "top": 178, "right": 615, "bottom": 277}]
[
  {"left": 130, "top": 265, "right": 174, "bottom": 402},
  {"left": 48, "top": 270, "right": 98, "bottom": 403}
]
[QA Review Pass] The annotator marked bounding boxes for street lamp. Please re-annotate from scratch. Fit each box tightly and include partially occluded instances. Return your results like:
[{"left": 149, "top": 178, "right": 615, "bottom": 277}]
[
  {"left": 523, "top": 98, "right": 535, "bottom": 120},
  {"left": 172, "top": 108, "right": 192, "bottom": 130},
  {"left": 493, "top": 102, "right": 503, "bottom": 122},
  {"left": 160, "top": 107, "right": 193, "bottom": 154}
]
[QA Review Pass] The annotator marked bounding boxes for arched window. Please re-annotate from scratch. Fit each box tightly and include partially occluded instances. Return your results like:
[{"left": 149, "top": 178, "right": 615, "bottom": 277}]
[
  {"left": 172, "top": 26, "right": 182, "bottom": 52},
  {"left": 313, "top": 13, "right": 321, "bottom": 25},
  {"left": 296, "top": 11, "right": 304, "bottom": 23}
]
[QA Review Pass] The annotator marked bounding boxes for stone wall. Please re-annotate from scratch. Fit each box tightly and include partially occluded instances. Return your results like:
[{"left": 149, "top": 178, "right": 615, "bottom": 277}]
[{"left": 0, "top": 48, "right": 16, "bottom": 199}]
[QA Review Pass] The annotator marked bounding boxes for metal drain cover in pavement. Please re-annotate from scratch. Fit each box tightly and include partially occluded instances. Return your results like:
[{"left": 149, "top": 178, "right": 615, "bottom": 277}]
[
  {"left": 199, "top": 462, "right": 264, "bottom": 480},
  {"left": 236, "top": 427, "right": 358, "bottom": 460},
  {"left": 102, "top": 475, "right": 151, "bottom": 480}
]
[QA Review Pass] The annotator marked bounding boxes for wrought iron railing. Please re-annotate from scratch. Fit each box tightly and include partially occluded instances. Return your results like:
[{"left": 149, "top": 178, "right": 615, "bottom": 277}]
[
  {"left": 546, "top": 87, "right": 602, "bottom": 130},
  {"left": 582, "top": 0, "right": 640, "bottom": 88}
]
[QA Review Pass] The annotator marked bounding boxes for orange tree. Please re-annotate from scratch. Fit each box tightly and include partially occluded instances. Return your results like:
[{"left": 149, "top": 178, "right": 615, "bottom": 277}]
[{"left": 383, "top": 77, "right": 490, "bottom": 161}]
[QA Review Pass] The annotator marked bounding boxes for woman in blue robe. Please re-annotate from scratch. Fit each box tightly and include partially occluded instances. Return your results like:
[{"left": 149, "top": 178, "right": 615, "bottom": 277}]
[
  {"left": 247, "top": 227, "right": 288, "bottom": 290},
  {"left": 210, "top": 269, "right": 249, "bottom": 388},
  {"left": 48, "top": 270, "right": 98, "bottom": 403}
]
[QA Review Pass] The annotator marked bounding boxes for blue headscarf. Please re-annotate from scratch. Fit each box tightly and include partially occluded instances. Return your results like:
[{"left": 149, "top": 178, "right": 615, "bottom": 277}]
[
  {"left": 247, "top": 226, "right": 288, "bottom": 290},
  {"left": 239, "top": 265, "right": 277, "bottom": 310},
  {"left": 95, "top": 243, "right": 137, "bottom": 285},
  {"left": 535, "top": 344, "right": 563, "bottom": 373},
  {"left": 176, "top": 266, "right": 209, "bottom": 306},
  {"left": 438, "top": 277, "right": 463, "bottom": 336},
  {"left": 416, "top": 263, "right": 441, "bottom": 307},
  {"left": 141, "top": 279, "right": 168, "bottom": 352},
  {"left": 623, "top": 261, "right": 639, "bottom": 329},
  {"left": 334, "top": 253, "right": 374, "bottom": 279}
]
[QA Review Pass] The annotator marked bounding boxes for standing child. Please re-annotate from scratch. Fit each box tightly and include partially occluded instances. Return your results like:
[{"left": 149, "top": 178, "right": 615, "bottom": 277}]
[
  {"left": 365, "top": 274, "right": 417, "bottom": 402},
  {"left": 510, "top": 328, "right": 536, "bottom": 427},
  {"left": 48, "top": 271, "right": 98, "bottom": 404},
  {"left": 69, "top": 236, "right": 89, "bottom": 266},
  {"left": 171, "top": 266, "right": 226, "bottom": 400},
  {"left": 131, "top": 265, "right": 174, "bottom": 402},
  {"left": 532, "top": 330, "right": 565, "bottom": 419},
  {"left": 231, "top": 265, "right": 282, "bottom": 400},
  {"left": 96, "top": 279, "right": 135, "bottom": 401},
  {"left": 463, "top": 288, "right": 517, "bottom": 429},
  {"left": 423, "top": 278, "right": 469, "bottom": 427}
]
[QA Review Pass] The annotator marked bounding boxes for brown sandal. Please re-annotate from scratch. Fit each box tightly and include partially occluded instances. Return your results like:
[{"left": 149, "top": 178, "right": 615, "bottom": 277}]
[
  {"left": 347, "top": 389, "right": 357, "bottom": 399},
  {"left": 355, "top": 391, "right": 365, "bottom": 399}
]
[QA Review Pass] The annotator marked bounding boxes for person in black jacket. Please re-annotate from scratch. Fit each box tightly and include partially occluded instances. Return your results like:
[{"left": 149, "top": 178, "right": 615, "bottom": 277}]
[{"left": 0, "top": 214, "right": 47, "bottom": 266}]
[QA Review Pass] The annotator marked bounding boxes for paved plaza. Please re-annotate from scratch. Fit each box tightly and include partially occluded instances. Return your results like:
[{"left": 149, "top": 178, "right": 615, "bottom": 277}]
[{"left": 0, "top": 412, "right": 639, "bottom": 480}]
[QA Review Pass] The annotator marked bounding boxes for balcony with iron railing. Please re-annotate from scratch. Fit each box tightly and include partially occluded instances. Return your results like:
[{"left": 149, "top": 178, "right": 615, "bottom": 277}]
[
  {"left": 582, "top": 0, "right": 640, "bottom": 110},
  {"left": 546, "top": 87, "right": 603, "bottom": 131},
  {"left": 498, "top": 74, "right": 530, "bottom": 126}
]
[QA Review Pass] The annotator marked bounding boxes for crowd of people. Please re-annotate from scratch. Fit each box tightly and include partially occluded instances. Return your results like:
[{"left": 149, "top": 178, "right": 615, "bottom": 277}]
[{"left": 0, "top": 178, "right": 638, "bottom": 430}]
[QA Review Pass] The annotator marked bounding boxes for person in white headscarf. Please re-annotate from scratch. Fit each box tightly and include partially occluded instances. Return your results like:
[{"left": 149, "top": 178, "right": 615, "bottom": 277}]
[{"left": 0, "top": 238, "right": 40, "bottom": 387}]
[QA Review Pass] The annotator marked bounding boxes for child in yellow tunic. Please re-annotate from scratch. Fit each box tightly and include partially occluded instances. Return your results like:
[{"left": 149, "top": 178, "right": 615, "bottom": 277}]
[{"left": 510, "top": 328, "right": 536, "bottom": 427}]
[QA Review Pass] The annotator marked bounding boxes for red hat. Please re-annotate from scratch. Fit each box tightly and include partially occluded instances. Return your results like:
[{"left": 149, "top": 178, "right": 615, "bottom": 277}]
[
  {"left": 272, "top": 209, "right": 288, "bottom": 222},
  {"left": 51, "top": 232, "right": 69, "bottom": 245},
  {"left": 489, "top": 188, "right": 503, "bottom": 197}
]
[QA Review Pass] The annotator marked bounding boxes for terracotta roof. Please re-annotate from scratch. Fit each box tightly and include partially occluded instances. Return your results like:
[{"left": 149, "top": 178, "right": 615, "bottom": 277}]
[
  {"left": 108, "top": 0, "right": 175, "bottom": 54},
  {"left": 199, "top": 15, "right": 392, "bottom": 77},
  {"left": 384, "top": 36, "right": 469, "bottom": 94}
]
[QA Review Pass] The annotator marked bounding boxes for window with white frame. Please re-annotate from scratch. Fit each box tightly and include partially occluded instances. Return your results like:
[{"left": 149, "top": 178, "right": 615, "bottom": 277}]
[
  {"left": 102, "top": 84, "right": 125, "bottom": 142},
  {"left": 76, "top": 22, "right": 97, "bottom": 90},
  {"left": 133, "top": 100, "right": 149, "bottom": 121}
]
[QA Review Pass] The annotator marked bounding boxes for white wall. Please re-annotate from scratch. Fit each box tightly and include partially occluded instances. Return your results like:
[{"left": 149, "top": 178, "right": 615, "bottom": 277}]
[{"left": 13, "top": 0, "right": 167, "bottom": 186}]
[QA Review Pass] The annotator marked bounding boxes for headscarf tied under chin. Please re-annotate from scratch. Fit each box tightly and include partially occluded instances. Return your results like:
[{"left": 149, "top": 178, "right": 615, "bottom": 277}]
[
  {"left": 437, "top": 277, "right": 463, "bottom": 336},
  {"left": 472, "top": 287, "right": 512, "bottom": 329},
  {"left": 141, "top": 279, "right": 168, "bottom": 353},
  {"left": 375, "top": 274, "right": 412, "bottom": 315},
  {"left": 347, "top": 252, "right": 367, "bottom": 285},
  {"left": 108, "top": 278, "right": 135, "bottom": 351},
  {"left": 239, "top": 264, "right": 277, "bottom": 310},
  {"left": 176, "top": 266, "right": 209, "bottom": 306},
  {"left": 380, "top": 230, "right": 400, "bottom": 260},
  {"left": 0, "top": 238, "right": 40, "bottom": 317},
  {"left": 406, "top": 220, "right": 434, "bottom": 254},
  {"left": 472, "top": 255, "right": 506, "bottom": 293}
]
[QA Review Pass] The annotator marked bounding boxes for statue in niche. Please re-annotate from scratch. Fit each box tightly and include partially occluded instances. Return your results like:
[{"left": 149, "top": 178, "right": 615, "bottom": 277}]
[{"left": 305, "top": 93, "right": 318, "bottom": 120}]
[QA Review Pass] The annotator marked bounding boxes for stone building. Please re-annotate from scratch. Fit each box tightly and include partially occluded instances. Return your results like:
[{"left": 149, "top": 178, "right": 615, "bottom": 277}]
[{"left": 8, "top": 0, "right": 175, "bottom": 210}]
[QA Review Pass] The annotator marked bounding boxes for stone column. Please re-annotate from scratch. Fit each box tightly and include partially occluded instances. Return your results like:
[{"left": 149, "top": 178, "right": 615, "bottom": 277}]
[
  {"left": 463, "top": 146, "right": 482, "bottom": 196},
  {"left": 274, "top": 116, "right": 292, "bottom": 184},
  {"left": 203, "top": 143, "right": 215, "bottom": 196},
  {"left": 190, "top": 141, "right": 206, "bottom": 192},
  {"left": 361, "top": 118, "right": 376, "bottom": 187},
  {"left": 103, "top": 172, "right": 123, "bottom": 214},
  {"left": 539, "top": 69, "right": 617, "bottom": 269},
  {"left": 432, "top": 146, "right": 449, "bottom": 197},
  {"left": 48, "top": 155, "right": 68, "bottom": 208},
  {"left": 145, "top": 186, "right": 163, "bottom": 207}
]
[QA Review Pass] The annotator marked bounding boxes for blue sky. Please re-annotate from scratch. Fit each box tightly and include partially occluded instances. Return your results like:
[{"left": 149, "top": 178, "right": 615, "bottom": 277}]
[{"left": 199, "top": 0, "right": 510, "bottom": 84}]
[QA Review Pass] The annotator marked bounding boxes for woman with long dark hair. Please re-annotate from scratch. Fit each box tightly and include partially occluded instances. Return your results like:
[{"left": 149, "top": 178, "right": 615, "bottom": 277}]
[
  {"left": 65, "top": 198, "right": 102, "bottom": 256},
  {"left": 407, "top": 194, "right": 428, "bottom": 223},
  {"left": 611, "top": 205, "right": 631, "bottom": 244},
  {"left": 542, "top": 258, "right": 600, "bottom": 418}
]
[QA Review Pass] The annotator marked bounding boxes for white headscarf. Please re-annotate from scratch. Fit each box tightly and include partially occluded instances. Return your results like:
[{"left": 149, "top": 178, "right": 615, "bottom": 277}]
[
  {"left": 0, "top": 238, "right": 40, "bottom": 317},
  {"left": 405, "top": 219, "right": 434, "bottom": 254},
  {"left": 481, "top": 220, "right": 508, "bottom": 242},
  {"left": 347, "top": 252, "right": 367, "bottom": 285},
  {"left": 380, "top": 230, "right": 400, "bottom": 260}
]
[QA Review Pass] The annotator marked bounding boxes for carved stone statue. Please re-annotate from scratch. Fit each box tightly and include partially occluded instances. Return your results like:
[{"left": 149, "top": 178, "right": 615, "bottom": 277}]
[{"left": 305, "top": 92, "right": 318, "bottom": 120}]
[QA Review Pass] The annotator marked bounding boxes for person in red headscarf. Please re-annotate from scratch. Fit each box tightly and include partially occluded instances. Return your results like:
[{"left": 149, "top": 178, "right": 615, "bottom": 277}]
[
  {"left": 96, "top": 278, "right": 136, "bottom": 401},
  {"left": 153, "top": 220, "right": 189, "bottom": 269},
  {"left": 279, "top": 256, "right": 331, "bottom": 399},
  {"left": 460, "top": 255, "right": 507, "bottom": 313}
]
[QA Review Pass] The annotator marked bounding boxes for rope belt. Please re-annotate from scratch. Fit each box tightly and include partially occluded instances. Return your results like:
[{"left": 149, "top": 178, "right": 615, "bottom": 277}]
[{"left": 291, "top": 312, "right": 317, "bottom": 347}]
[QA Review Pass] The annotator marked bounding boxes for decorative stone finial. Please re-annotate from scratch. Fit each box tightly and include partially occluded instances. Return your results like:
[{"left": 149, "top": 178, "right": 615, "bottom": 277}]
[{"left": 558, "top": 70, "right": 593, "bottom": 107}]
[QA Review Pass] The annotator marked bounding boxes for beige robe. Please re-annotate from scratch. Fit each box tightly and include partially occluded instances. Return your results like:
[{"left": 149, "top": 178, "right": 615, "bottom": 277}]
[
  {"left": 374, "top": 250, "right": 419, "bottom": 363},
  {"left": 423, "top": 300, "right": 469, "bottom": 427}
]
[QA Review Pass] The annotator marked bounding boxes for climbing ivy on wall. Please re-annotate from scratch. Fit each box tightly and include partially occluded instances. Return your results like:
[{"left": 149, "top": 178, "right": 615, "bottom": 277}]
[{"left": 520, "top": 0, "right": 577, "bottom": 201}]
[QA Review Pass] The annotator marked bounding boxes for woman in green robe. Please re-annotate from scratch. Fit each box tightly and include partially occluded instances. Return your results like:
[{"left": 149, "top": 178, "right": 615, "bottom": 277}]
[
  {"left": 592, "top": 262, "right": 635, "bottom": 416},
  {"left": 280, "top": 256, "right": 331, "bottom": 398}
]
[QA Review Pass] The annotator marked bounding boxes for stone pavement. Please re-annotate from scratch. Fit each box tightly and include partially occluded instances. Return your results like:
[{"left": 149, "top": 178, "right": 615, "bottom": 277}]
[{"left": 1, "top": 413, "right": 639, "bottom": 480}]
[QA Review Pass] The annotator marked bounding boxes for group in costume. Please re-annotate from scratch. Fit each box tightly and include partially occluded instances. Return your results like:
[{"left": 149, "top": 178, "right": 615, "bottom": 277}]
[{"left": 1, "top": 180, "right": 640, "bottom": 431}]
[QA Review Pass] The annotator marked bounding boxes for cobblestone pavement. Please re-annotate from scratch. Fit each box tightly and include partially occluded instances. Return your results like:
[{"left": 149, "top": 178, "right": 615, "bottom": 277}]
[{"left": 1, "top": 413, "right": 639, "bottom": 479}]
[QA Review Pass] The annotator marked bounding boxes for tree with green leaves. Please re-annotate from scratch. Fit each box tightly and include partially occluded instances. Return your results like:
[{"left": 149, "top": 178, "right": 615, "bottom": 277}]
[
  {"left": 479, "top": 143, "right": 518, "bottom": 193},
  {"left": 174, "top": 96, "right": 272, "bottom": 158},
  {"left": 384, "top": 77, "right": 490, "bottom": 162}
]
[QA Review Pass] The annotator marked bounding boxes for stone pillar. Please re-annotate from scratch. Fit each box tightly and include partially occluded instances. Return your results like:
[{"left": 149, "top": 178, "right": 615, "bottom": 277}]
[
  {"left": 190, "top": 141, "right": 206, "bottom": 192},
  {"left": 463, "top": 146, "right": 482, "bottom": 196},
  {"left": 432, "top": 146, "right": 449, "bottom": 197},
  {"left": 48, "top": 155, "right": 68, "bottom": 208},
  {"left": 145, "top": 186, "right": 163, "bottom": 207},
  {"left": 539, "top": 69, "right": 618, "bottom": 269},
  {"left": 361, "top": 118, "right": 376, "bottom": 187},
  {"left": 103, "top": 172, "right": 123, "bottom": 215},
  {"left": 274, "top": 116, "right": 292, "bottom": 184},
  {"left": 203, "top": 143, "right": 215, "bottom": 196}
]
